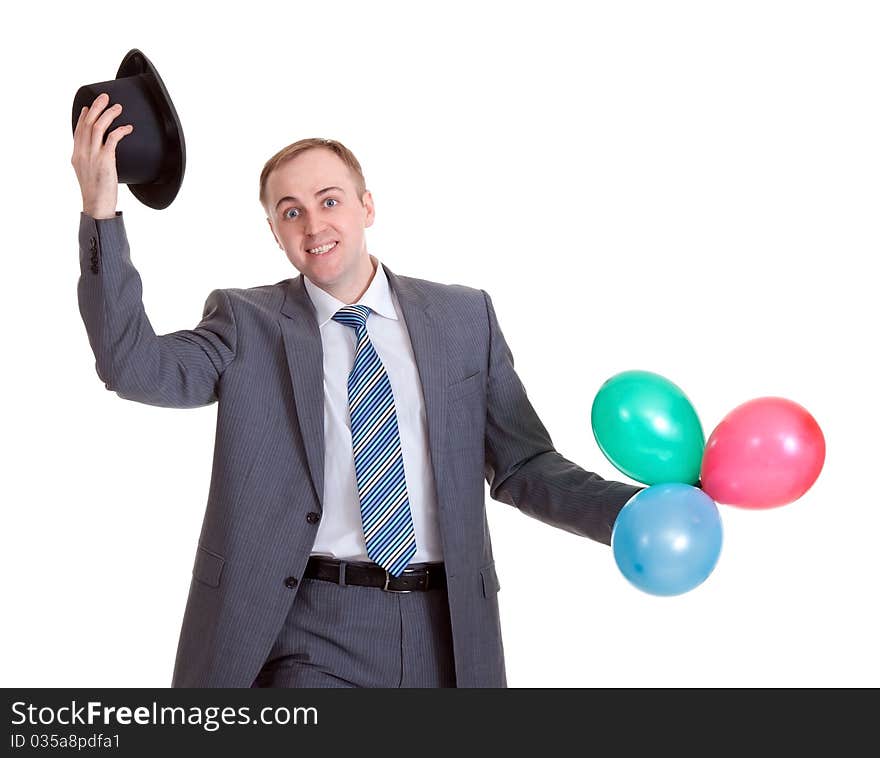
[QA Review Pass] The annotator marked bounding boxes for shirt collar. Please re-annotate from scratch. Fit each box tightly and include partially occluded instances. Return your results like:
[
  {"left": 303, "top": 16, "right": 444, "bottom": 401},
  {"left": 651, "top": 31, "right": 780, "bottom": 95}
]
[{"left": 303, "top": 254, "right": 399, "bottom": 328}]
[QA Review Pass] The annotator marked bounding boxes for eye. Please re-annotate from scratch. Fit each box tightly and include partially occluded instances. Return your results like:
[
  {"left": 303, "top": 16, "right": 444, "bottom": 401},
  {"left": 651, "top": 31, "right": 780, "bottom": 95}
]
[{"left": 281, "top": 197, "right": 339, "bottom": 219}]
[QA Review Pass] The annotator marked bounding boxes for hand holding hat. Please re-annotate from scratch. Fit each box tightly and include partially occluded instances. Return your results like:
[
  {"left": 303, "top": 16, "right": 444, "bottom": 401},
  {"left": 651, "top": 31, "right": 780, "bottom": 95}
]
[
  {"left": 71, "top": 49, "right": 186, "bottom": 212},
  {"left": 71, "top": 92, "right": 134, "bottom": 218}
]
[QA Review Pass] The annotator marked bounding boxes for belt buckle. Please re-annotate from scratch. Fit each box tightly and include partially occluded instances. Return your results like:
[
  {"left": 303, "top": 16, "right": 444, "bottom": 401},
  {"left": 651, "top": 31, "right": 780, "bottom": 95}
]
[{"left": 383, "top": 568, "right": 418, "bottom": 593}]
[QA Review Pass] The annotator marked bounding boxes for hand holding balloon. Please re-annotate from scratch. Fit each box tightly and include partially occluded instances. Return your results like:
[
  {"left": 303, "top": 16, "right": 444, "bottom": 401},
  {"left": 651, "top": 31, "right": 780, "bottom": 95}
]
[{"left": 591, "top": 370, "right": 823, "bottom": 596}]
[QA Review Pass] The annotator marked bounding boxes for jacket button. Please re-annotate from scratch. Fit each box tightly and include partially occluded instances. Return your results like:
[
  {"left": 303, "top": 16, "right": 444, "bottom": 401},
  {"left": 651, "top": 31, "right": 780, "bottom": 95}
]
[
  {"left": 284, "top": 576, "right": 298, "bottom": 589},
  {"left": 306, "top": 512, "right": 321, "bottom": 524}
]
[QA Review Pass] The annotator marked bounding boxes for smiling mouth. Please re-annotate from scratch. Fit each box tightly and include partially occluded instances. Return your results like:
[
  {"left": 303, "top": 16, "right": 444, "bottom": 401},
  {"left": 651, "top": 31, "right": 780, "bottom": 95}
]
[{"left": 306, "top": 241, "right": 338, "bottom": 255}]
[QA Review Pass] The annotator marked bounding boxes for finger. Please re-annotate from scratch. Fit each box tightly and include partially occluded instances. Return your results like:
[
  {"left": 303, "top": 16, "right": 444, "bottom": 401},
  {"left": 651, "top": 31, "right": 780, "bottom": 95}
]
[
  {"left": 90, "top": 102, "right": 124, "bottom": 155},
  {"left": 103, "top": 124, "right": 134, "bottom": 153},
  {"left": 73, "top": 103, "right": 92, "bottom": 137},
  {"left": 72, "top": 105, "right": 87, "bottom": 145},
  {"left": 84, "top": 92, "right": 110, "bottom": 128},
  {"left": 75, "top": 93, "right": 109, "bottom": 153}
]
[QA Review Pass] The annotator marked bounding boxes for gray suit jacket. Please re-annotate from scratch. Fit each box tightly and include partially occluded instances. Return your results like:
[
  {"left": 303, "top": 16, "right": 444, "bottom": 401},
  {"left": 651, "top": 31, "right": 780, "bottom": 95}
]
[{"left": 77, "top": 211, "right": 642, "bottom": 687}]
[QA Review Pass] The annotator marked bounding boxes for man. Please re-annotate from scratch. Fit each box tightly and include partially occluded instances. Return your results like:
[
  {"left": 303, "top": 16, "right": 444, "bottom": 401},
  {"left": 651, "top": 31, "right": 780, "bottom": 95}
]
[{"left": 73, "top": 94, "right": 643, "bottom": 687}]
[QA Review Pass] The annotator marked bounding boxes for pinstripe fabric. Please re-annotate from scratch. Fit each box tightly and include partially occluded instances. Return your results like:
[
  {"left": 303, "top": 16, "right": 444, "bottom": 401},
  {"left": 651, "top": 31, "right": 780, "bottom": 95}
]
[
  {"left": 251, "top": 563, "right": 455, "bottom": 688},
  {"left": 77, "top": 211, "right": 644, "bottom": 688},
  {"left": 331, "top": 305, "right": 417, "bottom": 577}
]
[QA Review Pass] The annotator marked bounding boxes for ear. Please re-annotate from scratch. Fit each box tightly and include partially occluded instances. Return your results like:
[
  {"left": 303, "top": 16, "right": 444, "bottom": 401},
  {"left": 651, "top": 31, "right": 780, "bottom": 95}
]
[
  {"left": 362, "top": 190, "right": 375, "bottom": 229},
  {"left": 266, "top": 216, "right": 284, "bottom": 250}
]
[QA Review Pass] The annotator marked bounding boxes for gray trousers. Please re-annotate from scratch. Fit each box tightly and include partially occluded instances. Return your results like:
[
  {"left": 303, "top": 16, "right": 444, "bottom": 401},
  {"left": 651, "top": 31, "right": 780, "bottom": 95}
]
[{"left": 251, "top": 561, "right": 456, "bottom": 688}]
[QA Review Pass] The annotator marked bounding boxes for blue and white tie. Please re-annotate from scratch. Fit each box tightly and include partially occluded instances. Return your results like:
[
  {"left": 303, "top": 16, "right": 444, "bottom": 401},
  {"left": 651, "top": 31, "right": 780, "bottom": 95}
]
[{"left": 332, "top": 305, "right": 417, "bottom": 577}]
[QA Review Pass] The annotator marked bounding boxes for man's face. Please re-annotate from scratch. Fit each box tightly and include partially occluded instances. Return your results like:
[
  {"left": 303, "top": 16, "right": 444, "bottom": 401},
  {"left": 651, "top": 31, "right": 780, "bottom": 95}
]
[{"left": 265, "top": 148, "right": 375, "bottom": 300}]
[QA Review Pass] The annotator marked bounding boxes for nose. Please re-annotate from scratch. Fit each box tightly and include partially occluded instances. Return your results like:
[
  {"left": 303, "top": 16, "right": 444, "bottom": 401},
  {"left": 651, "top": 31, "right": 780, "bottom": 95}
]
[{"left": 305, "top": 216, "right": 326, "bottom": 238}]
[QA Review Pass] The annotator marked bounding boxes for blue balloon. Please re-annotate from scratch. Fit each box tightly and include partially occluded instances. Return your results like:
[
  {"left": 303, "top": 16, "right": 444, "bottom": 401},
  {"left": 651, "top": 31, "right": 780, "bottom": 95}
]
[{"left": 612, "top": 483, "right": 723, "bottom": 596}]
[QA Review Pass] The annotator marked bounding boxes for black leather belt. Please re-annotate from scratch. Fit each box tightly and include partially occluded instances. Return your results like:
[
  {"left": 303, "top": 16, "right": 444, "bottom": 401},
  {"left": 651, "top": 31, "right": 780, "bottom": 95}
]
[{"left": 305, "top": 556, "right": 446, "bottom": 593}]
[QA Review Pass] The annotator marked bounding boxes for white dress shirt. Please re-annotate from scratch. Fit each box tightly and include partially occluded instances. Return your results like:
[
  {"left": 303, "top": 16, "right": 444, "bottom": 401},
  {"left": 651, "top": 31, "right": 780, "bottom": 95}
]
[{"left": 303, "top": 254, "right": 444, "bottom": 563}]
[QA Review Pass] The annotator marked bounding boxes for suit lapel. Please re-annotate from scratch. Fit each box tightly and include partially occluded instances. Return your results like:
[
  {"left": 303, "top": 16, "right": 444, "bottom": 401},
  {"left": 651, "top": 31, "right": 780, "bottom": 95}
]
[
  {"left": 279, "top": 277, "right": 326, "bottom": 510},
  {"left": 386, "top": 264, "right": 449, "bottom": 517},
  {"left": 278, "top": 262, "right": 448, "bottom": 515}
]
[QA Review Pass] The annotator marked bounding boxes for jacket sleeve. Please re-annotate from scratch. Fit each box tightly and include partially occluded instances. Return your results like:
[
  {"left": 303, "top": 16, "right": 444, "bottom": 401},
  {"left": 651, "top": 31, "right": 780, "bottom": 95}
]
[
  {"left": 481, "top": 289, "right": 644, "bottom": 545},
  {"left": 77, "top": 212, "right": 237, "bottom": 408}
]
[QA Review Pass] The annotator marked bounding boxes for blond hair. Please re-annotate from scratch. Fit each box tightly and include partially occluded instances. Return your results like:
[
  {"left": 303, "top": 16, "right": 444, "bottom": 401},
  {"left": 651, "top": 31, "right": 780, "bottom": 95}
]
[{"left": 259, "top": 137, "right": 367, "bottom": 214}]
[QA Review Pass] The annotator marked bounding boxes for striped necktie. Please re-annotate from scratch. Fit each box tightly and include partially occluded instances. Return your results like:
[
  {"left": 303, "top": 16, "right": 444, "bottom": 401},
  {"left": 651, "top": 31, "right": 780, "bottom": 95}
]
[{"left": 331, "top": 304, "right": 417, "bottom": 577}]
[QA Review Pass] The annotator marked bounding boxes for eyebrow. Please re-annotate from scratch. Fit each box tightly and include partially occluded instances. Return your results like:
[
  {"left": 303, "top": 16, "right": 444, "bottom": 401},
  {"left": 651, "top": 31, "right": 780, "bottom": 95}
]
[{"left": 275, "top": 186, "right": 345, "bottom": 211}]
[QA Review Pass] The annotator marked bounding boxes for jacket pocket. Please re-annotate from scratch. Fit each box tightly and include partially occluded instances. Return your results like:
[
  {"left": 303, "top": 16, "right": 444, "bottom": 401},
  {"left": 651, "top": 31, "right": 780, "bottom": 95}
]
[
  {"left": 480, "top": 560, "right": 501, "bottom": 597},
  {"left": 448, "top": 370, "right": 483, "bottom": 402},
  {"left": 192, "top": 544, "right": 225, "bottom": 588}
]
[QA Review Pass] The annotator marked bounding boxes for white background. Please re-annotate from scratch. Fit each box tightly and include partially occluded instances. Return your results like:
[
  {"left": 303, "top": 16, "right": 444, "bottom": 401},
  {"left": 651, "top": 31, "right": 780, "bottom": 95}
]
[{"left": 2, "top": 0, "right": 877, "bottom": 687}]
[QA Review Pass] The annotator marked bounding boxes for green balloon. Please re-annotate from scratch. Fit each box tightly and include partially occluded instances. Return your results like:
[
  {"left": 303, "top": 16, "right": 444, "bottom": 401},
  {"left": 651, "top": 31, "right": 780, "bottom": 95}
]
[{"left": 590, "top": 370, "right": 704, "bottom": 485}]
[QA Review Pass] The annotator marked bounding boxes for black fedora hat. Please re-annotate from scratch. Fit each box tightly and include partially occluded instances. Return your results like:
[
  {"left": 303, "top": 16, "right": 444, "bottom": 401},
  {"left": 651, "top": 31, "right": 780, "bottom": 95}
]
[{"left": 71, "top": 49, "right": 186, "bottom": 210}]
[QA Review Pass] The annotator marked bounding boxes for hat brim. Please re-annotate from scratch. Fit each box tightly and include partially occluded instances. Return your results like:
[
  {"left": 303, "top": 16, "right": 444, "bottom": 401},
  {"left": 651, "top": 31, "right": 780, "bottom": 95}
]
[{"left": 116, "top": 49, "right": 186, "bottom": 210}]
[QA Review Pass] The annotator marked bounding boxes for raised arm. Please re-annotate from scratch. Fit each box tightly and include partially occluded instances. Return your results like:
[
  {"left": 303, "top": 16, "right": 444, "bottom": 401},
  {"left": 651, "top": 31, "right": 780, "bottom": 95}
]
[
  {"left": 72, "top": 92, "right": 235, "bottom": 408},
  {"left": 77, "top": 212, "right": 236, "bottom": 407}
]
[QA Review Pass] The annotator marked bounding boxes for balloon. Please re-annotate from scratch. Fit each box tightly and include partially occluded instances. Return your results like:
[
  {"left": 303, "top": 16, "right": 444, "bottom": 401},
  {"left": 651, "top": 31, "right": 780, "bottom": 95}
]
[
  {"left": 700, "top": 396, "right": 825, "bottom": 509},
  {"left": 612, "top": 483, "right": 723, "bottom": 596},
  {"left": 591, "top": 370, "right": 705, "bottom": 485}
]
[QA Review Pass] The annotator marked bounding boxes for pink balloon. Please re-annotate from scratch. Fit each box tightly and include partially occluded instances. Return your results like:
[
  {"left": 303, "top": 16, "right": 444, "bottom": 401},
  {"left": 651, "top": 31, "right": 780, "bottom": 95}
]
[{"left": 701, "top": 397, "right": 825, "bottom": 509}]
